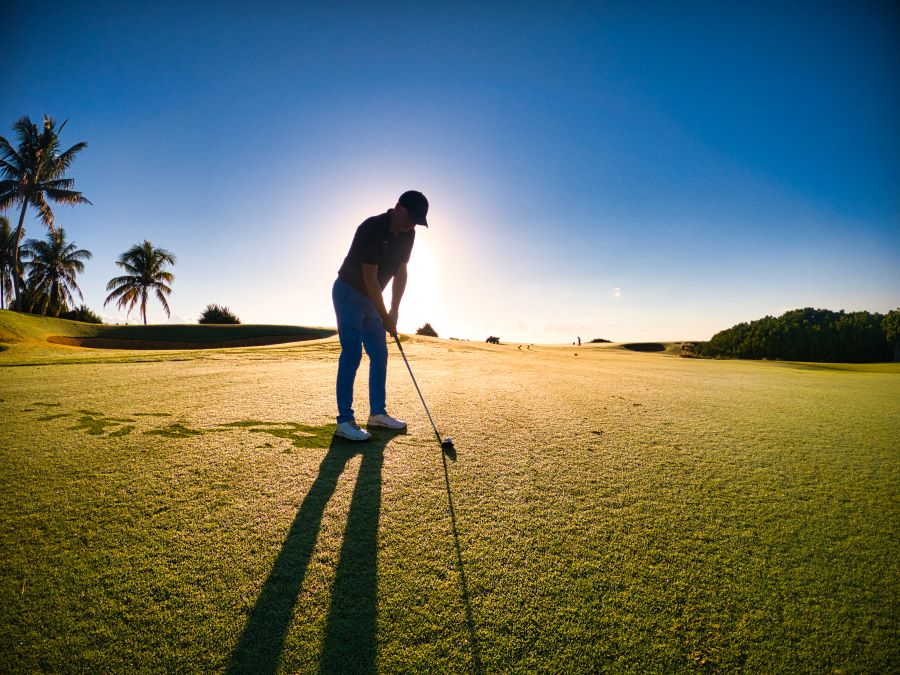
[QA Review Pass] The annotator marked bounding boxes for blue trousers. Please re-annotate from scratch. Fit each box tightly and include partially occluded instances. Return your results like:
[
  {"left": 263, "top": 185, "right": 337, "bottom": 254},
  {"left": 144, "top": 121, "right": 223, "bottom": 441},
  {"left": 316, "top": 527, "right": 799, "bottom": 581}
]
[{"left": 332, "top": 277, "right": 388, "bottom": 424}]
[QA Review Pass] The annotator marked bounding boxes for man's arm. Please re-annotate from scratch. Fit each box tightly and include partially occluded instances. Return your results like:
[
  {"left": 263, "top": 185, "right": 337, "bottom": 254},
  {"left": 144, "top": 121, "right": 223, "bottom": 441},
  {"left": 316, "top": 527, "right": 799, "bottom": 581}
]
[
  {"left": 362, "top": 263, "right": 397, "bottom": 337},
  {"left": 390, "top": 263, "right": 408, "bottom": 323}
]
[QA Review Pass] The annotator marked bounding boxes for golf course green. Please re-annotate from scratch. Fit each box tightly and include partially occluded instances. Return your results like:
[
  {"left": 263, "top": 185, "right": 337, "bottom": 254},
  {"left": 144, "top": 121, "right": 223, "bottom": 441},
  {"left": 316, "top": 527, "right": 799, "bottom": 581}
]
[{"left": 1, "top": 311, "right": 897, "bottom": 672}]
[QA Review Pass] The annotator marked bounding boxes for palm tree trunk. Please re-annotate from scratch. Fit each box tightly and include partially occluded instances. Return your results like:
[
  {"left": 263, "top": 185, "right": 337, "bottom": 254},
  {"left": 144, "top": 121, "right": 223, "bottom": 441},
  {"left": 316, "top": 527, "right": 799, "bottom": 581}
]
[
  {"left": 51, "top": 280, "right": 59, "bottom": 317},
  {"left": 11, "top": 199, "right": 28, "bottom": 311}
]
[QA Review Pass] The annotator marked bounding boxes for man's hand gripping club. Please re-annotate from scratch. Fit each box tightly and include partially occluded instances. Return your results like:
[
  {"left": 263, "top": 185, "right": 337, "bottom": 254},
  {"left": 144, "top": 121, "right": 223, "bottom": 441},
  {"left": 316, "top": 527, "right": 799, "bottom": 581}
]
[{"left": 362, "top": 262, "right": 403, "bottom": 338}]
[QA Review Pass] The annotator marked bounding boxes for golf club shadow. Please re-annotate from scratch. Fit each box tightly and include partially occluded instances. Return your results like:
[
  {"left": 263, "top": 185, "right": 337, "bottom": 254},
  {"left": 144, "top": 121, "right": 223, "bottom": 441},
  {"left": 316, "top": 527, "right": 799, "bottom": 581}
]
[
  {"left": 441, "top": 445, "right": 483, "bottom": 674},
  {"left": 227, "top": 427, "right": 405, "bottom": 675}
]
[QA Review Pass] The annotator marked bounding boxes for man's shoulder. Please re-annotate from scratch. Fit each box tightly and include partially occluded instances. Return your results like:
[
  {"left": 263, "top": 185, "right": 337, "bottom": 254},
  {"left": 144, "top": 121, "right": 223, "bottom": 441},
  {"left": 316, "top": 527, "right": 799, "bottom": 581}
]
[{"left": 357, "top": 211, "right": 390, "bottom": 234}]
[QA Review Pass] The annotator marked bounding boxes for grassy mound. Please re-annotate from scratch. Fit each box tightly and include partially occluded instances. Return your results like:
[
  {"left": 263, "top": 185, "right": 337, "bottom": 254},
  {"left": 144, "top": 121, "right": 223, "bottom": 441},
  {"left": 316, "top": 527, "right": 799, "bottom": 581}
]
[
  {"left": 0, "top": 309, "right": 105, "bottom": 342},
  {"left": 583, "top": 341, "right": 684, "bottom": 355},
  {"left": 0, "top": 310, "right": 336, "bottom": 362}
]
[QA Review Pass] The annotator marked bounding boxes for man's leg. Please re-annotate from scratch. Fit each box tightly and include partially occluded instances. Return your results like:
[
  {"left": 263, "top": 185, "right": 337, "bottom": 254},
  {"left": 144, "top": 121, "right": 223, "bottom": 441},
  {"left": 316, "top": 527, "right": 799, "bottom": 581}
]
[
  {"left": 361, "top": 312, "right": 388, "bottom": 416},
  {"left": 333, "top": 279, "right": 365, "bottom": 424}
]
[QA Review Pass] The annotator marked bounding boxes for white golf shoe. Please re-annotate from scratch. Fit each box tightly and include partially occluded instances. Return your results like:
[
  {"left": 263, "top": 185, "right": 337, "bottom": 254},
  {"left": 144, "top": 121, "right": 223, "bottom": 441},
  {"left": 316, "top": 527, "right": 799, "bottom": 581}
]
[
  {"left": 335, "top": 420, "right": 372, "bottom": 441},
  {"left": 367, "top": 413, "right": 407, "bottom": 430}
]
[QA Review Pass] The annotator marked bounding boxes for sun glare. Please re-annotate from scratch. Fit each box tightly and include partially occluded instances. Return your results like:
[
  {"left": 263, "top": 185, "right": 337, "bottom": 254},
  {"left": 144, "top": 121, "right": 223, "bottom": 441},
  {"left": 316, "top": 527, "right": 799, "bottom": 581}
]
[{"left": 401, "top": 233, "right": 442, "bottom": 334}]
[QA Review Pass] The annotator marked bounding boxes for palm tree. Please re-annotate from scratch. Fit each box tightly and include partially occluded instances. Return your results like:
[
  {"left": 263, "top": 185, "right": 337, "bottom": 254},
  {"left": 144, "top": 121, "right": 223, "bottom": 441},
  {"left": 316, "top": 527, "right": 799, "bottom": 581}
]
[
  {"left": 0, "top": 115, "right": 90, "bottom": 309},
  {"left": 20, "top": 227, "right": 92, "bottom": 317},
  {"left": 0, "top": 215, "right": 21, "bottom": 309},
  {"left": 105, "top": 241, "right": 176, "bottom": 325}
]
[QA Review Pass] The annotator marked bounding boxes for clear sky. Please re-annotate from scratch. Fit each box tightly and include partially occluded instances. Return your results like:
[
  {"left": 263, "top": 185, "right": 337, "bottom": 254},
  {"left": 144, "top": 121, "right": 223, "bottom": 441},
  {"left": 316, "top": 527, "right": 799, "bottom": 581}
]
[{"left": 3, "top": 1, "right": 898, "bottom": 342}]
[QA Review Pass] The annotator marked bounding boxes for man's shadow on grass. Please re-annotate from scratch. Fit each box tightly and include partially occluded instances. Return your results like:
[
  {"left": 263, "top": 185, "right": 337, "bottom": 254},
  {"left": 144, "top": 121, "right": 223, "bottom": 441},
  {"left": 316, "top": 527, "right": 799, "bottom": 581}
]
[{"left": 227, "top": 428, "right": 405, "bottom": 675}]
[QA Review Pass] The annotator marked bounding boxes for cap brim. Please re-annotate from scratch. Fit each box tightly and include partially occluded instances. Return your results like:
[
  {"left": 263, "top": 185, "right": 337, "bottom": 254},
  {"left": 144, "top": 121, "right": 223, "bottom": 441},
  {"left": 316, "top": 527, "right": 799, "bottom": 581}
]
[{"left": 412, "top": 213, "right": 429, "bottom": 227}]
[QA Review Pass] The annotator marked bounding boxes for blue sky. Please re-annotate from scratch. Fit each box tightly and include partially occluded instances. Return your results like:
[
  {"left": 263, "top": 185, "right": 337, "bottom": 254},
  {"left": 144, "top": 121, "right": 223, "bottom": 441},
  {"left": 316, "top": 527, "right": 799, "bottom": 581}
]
[{"left": 3, "top": 1, "right": 898, "bottom": 341}]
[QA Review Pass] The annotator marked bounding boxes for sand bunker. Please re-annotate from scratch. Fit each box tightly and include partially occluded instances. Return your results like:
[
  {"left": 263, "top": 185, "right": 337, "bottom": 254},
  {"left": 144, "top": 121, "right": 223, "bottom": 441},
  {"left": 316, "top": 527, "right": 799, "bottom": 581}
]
[
  {"left": 622, "top": 342, "right": 665, "bottom": 352},
  {"left": 47, "top": 334, "right": 327, "bottom": 350}
]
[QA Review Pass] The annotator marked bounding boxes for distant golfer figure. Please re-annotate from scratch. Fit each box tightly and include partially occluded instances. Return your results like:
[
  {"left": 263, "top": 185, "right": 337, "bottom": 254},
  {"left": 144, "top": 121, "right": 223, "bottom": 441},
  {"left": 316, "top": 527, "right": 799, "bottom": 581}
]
[{"left": 332, "top": 190, "right": 430, "bottom": 441}]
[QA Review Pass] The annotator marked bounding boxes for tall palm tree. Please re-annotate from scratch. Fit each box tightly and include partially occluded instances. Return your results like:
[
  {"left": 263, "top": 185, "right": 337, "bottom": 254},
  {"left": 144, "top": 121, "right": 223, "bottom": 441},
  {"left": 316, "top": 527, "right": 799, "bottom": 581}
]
[
  {"left": 20, "top": 227, "right": 92, "bottom": 317},
  {"left": 104, "top": 241, "right": 176, "bottom": 325},
  {"left": 0, "top": 215, "right": 21, "bottom": 309},
  {"left": 0, "top": 115, "right": 90, "bottom": 309}
]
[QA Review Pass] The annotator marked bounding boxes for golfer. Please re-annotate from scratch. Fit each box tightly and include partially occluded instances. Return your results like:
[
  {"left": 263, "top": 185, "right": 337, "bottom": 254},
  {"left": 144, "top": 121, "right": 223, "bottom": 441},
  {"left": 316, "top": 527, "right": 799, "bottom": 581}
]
[{"left": 332, "top": 190, "right": 430, "bottom": 441}]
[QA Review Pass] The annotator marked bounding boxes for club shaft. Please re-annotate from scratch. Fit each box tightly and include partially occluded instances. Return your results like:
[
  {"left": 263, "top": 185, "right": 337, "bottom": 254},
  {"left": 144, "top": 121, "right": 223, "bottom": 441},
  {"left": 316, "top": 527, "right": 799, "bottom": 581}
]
[{"left": 394, "top": 336, "right": 443, "bottom": 444}]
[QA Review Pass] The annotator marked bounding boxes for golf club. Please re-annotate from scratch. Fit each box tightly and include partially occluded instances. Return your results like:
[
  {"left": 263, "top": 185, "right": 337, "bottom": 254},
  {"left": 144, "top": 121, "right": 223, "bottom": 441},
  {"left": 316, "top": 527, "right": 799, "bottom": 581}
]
[{"left": 393, "top": 335, "right": 455, "bottom": 457}]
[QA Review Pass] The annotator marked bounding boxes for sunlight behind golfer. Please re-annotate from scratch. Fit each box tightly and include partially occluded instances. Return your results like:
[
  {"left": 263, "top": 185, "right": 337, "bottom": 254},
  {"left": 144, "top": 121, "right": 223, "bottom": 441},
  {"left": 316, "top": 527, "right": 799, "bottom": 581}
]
[{"left": 401, "top": 234, "right": 442, "bottom": 335}]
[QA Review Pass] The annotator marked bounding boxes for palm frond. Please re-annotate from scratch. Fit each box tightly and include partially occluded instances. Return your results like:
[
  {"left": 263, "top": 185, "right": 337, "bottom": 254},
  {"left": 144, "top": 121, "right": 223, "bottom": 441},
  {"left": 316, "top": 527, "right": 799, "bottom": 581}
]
[
  {"left": 29, "top": 193, "right": 55, "bottom": 228},
  {"left": 72, "top": 247, "right": 92, "bottom": 262},
  {"left": 0, "top": 156, "right": 24, "bottom": 176},
  {"left": 105, "top": 275, "right": 141, "bottom": 291},
  {"left": 154, "top": 288, "right": 171, "bottom": 317},
  {"left": 105, "top": 285, "right": 139, "bottom": 311},
  {"left": 52, "top": 142, "right": 88, "bottom": 176},
  {"left": 116, "top": 262, "right": 142, "bottom": 276},
  {"left": 42, "top": 178, "right": 75, "bottom": 190},
  {"left": 42, "top": 187, "right": 90, "bottom": 206},
  {"left": 0, "top": 136, "right": 23, "bottom": 168},
  {"left": 0, "top": 182, "right": 22, "bottom": 209}
]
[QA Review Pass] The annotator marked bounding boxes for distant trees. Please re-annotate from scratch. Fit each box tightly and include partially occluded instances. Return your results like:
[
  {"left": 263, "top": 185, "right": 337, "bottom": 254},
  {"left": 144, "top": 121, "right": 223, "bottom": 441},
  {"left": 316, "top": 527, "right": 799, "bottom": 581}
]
[
  {"left": 416, "top": 322, "right": 438, "bottom": 337},
  {"left": 0, "top": 115, "right": 90, "bottom": 309},
  {"left": 694, "top": 308, "right": 896, "bottom": 363},
  {"left": 20, "top": 227, "right": 92, "bottom": 317},
  {"left": 883, "top": 309, "right": 900, "bottom": 361},
  {"left": 199, "top": 304, "right": 240, "bottom": 324},
  {"left": 104, "top": 241, "right": 176, "bottom": 325}
]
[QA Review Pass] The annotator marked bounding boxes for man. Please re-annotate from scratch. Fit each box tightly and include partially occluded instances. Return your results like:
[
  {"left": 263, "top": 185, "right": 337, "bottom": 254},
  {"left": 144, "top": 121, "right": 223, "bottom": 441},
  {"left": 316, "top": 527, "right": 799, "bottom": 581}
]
[{"left": 332, "top": 190, "right": 430, "bottom": 441}]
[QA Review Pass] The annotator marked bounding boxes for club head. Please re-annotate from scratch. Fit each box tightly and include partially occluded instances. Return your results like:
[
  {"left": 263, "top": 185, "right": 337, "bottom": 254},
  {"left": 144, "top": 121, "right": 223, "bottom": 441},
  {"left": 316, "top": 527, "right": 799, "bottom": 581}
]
[{"left": 441, "top": 436, "right": 456, "bottom": 461}]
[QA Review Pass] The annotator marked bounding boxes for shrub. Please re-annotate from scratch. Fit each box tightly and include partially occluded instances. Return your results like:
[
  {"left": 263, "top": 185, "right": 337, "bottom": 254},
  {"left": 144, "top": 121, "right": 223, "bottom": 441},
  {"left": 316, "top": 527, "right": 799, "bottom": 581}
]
[
  {"left": 416, "top": 322, "right": 438, "bottom": 337},
  {"left": 589, "top": 338, "right": 611, "bottom": 343},
  {"left": 59, "top": 305, "right": 103, "bottom": 324},
  {"left": 679, "top": 342, "right": 698, "bottom": 358},
  {"left": 199, "top": 304, "right": 241, "bottom": 324}
]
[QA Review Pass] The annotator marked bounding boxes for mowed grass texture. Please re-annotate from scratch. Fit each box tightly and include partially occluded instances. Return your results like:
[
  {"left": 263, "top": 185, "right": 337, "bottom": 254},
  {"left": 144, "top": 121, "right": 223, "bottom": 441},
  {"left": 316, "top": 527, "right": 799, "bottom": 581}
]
[{"left": 1, "top": 334, "right": 898, "bottom": 672}]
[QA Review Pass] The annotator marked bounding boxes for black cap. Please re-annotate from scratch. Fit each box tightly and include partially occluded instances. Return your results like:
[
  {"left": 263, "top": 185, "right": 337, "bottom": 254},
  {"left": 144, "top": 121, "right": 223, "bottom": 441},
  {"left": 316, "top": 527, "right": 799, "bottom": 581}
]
[{"left": 398, "top": 190, "right": 429, "bottom": 227}]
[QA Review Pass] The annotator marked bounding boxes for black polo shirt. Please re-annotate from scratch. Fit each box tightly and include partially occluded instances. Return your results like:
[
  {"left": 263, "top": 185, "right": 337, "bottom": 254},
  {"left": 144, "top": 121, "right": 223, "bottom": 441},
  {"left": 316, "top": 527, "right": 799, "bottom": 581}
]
[{"left": 337, "top": 210, "right": 415, "bottom": 295}]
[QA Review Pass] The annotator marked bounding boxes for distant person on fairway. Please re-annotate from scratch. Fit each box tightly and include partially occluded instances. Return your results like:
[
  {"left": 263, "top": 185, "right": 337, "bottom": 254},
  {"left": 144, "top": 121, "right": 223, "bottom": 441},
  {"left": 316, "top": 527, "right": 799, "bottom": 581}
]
[{"left": 332, "top": 190, "right": 430, "bottom": 441}]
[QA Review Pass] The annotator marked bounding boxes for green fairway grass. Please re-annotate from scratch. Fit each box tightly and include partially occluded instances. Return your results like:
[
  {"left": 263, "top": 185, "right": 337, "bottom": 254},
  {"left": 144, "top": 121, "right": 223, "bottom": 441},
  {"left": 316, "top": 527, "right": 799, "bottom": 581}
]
[
  {"left": 0, "top": 310, "right": 336, "bottom": 365},
  {"left": 1, "top": 325, "right": 898, "bottom": 671}
]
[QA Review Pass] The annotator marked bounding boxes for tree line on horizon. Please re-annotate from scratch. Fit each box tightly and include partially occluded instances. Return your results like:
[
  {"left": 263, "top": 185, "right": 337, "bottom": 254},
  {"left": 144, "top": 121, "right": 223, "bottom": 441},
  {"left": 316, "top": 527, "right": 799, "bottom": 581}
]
[
  {"left": 692, "top": 308, "right": 900, "bottom": 363},
  {"left": 0, "top": 115, "right": 175, "bottom": 324}
]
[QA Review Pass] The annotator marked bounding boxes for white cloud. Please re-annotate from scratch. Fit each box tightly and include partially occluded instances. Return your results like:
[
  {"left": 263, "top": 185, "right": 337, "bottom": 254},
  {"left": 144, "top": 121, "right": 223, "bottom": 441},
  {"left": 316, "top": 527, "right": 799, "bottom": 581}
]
[{"left": 612, "top": 287, "right": 622, "bottom": 297}]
